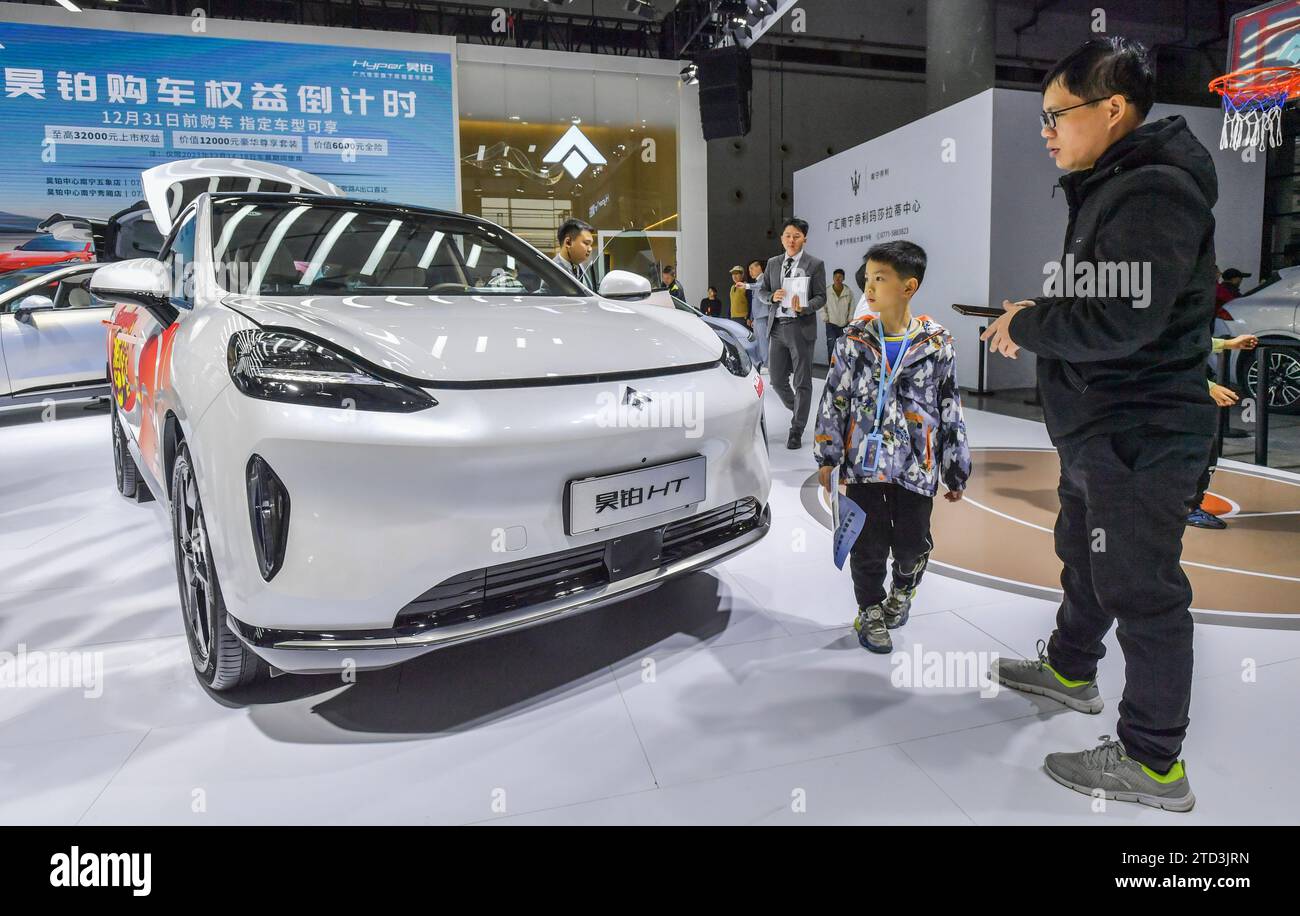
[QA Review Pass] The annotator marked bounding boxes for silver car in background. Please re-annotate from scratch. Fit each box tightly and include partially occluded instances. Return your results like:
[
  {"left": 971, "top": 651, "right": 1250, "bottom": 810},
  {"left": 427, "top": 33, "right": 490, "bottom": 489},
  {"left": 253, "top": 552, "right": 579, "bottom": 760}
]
[
  {"left": 1220, "top": 266, "right": 1300, "bottom": 414},
  {"left": 0, "top": 262, "right": 109, "bottom": 408}
]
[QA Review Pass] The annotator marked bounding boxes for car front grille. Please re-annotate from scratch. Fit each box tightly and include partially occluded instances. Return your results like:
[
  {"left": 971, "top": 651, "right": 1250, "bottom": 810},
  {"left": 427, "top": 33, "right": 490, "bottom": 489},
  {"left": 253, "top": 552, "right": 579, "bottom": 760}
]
[
  {"left": 394, "top": 497, "right": 763, "bottom": 632},
  {"left": 661, "top": 496, "right": 763, "bottom": 566}
]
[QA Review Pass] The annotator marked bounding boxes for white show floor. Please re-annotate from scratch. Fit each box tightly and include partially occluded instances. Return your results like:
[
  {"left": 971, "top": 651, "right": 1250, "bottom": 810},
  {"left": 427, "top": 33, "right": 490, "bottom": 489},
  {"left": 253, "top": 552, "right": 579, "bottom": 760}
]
[{"left": 2, "top": 381, "right": 1298, "bottom": 825}]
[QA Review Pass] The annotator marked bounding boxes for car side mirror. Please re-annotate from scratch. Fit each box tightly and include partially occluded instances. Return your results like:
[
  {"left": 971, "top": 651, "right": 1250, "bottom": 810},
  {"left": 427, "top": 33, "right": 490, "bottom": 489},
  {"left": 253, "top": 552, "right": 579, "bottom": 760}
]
[
  {"left": 91, "top": 258, "right": 171, "bottom": 303},
  {"left": 599, "top": 269, "right": 652, "bottom": 301},
  {"left": 12, "top": 294, "right": 54, "bottom": 323},
  {"left": 91, "top": 258, "right": 177, "bottom": 326}
]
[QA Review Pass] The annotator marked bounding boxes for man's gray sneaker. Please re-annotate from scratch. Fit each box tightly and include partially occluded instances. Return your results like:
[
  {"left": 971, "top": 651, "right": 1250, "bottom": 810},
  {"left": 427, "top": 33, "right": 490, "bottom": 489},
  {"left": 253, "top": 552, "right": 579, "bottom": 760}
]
[
  {"left": 1044, "top": 736, "right": 1195, "bottom": 813},
  {"left": 882, "top": 586, "right": 913, "bottom": 629},
  {"left": 854, "top": 604, "right": 892, "bottom": 654},
  {"left": 989, "top": 639, "right": 1103, "bottom": 714}
]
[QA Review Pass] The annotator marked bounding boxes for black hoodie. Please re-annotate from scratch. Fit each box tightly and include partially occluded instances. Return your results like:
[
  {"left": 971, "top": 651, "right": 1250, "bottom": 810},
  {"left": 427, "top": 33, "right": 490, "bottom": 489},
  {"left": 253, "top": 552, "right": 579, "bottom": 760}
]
[{"left": 1009, "top": 115, "right": 1219, "bottom": 444}]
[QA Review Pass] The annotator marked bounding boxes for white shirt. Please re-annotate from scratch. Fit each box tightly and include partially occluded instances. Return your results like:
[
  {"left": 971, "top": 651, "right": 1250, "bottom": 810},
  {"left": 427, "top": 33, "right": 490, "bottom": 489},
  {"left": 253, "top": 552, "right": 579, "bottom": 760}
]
[
  {"left": 553, "top": 253, "right": 590, "bottom": 288},
  {"left": 825, "top": 284, "right": 855, "bottom": 327},
  {"left": 775, "top": 251, "right": 808, "bottom": 319}
]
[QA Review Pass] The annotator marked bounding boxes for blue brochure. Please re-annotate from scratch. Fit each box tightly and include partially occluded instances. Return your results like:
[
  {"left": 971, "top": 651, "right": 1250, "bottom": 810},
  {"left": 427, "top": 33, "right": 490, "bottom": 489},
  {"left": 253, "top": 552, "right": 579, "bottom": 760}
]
[{"left": 831, "top": 467, "right": 866, "bottom": 570}]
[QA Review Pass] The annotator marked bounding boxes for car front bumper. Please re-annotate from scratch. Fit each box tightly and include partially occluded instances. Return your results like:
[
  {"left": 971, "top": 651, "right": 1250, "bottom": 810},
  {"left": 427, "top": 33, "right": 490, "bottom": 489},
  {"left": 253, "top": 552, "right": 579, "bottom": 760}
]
[
  {"left": 188, "top": 363, "right": 771, "bottom": 663},
  {"left": 227, "top": 501, "right": 769, "bottom": 674}
]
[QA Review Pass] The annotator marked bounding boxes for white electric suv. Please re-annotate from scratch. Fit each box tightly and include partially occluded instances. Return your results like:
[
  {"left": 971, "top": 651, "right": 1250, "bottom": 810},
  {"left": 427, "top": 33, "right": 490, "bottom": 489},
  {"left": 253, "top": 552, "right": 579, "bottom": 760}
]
[{"left": 94, "top": 159, "right": 771, "bottom": 691}]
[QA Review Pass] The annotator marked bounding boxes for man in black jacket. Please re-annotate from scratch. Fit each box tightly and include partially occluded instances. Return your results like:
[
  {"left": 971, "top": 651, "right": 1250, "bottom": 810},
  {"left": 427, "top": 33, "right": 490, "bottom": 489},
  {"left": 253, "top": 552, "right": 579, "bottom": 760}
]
[{"left": 982, "top": 38, "right": 1216, "bottom": 812}]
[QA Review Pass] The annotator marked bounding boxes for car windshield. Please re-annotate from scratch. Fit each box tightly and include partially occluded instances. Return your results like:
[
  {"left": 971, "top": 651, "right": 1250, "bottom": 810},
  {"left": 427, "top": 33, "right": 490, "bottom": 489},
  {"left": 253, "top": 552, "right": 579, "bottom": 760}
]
[
  {"left": 1237, "top": 266, "right": 1300, "bottom": 298},
  {"left": 210, "top": 197, "right": 586, "bottom": 297},
  {"left": 0, "top": 264, "right": 66, "bottom": 295},
  {"left": 17, "top": 236, "right": 85, "bottom": 252}
]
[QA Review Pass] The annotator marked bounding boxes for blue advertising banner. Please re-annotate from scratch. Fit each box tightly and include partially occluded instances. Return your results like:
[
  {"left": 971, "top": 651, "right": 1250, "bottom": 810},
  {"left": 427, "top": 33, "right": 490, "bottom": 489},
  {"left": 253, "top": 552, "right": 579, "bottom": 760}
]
[{"left": 0, "top": 20, "right": 457, "bottom": 233}]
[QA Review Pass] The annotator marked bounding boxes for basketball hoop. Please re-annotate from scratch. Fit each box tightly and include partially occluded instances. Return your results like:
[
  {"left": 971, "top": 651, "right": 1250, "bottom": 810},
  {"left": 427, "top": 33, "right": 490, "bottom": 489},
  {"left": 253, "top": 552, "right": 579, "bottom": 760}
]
[{"left": 1208, "top": 66, "right": 1300, "bottom": 151}]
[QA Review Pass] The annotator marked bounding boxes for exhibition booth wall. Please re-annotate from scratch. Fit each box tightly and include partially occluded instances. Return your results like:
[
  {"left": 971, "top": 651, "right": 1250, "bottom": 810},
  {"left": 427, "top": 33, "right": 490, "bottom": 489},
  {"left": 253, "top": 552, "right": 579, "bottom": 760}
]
[
  {"left": 456, "top": 43, "right": 708, "bottom": 304},
  {"left": 0, "top": 2, "right": 459, "bottom": 233},
  {"left": 0, "top": 2, "right": 707, "bottom": 301},
  {"left": 795, "top": 88, "right": 1267, "bottom": 388}
]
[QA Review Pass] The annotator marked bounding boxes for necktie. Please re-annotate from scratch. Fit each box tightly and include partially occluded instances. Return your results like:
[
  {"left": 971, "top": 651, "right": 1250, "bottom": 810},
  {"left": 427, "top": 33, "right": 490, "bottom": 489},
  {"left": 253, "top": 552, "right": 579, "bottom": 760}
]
[{"left": 783, "top": 258, "right": 795, "bottom": 316}]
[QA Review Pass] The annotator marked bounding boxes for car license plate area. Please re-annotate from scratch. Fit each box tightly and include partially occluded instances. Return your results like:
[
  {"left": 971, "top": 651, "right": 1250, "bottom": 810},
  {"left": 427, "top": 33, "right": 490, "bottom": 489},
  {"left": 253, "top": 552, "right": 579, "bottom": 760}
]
[
  {"left": 604, "top": 527, "right": 665, "bottom": 581},
  {"left": 566, "top": 456, "right": 706, "bottom": 536}
]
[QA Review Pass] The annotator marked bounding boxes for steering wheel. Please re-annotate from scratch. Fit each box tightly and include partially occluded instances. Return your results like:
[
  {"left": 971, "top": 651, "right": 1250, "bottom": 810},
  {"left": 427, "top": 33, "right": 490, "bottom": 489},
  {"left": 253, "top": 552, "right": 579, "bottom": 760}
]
[{"left": 429, "top": 282, "right": 468, "bottom": 294}]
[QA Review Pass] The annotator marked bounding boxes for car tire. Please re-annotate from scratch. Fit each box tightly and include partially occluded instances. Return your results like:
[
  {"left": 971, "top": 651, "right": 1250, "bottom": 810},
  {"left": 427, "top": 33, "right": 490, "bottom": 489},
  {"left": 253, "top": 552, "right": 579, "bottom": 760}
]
[
  {"left": 1235, "top": 344, "right": 1300, "bottom": 416},
  {"left": 111, "top": 401, "right": 154, "bottom": 503},
  {"left": 171, "top": 442, "right": 265, "bottom": 691}
]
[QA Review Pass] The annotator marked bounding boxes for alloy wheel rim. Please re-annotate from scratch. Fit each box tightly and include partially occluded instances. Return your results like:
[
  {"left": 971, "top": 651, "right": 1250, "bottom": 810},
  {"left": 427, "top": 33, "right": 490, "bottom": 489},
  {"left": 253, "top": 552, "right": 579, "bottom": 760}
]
[
  {"left": 1246, "top": 351, "right": 1300, "bottom": 409},
  {"left": 112, "top": 413, "right": 124, "bottom": 489},
  {"left": 175, "top": 462, "right": 214, "bottom": 665}
]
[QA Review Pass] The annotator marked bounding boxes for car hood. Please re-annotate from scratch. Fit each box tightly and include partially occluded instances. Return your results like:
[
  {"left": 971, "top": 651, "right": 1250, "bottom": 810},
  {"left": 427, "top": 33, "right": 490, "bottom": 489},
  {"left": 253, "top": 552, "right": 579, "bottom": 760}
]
[{"left": 219, "top": 293, "right": 725, "bottom": 383}]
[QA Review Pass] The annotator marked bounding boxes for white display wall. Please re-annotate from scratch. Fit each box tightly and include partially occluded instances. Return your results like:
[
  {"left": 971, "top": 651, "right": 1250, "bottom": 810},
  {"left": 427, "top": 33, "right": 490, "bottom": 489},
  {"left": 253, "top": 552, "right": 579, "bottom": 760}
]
[{"left": 796, "top": 88, "right": 1267, "bottom": 389}]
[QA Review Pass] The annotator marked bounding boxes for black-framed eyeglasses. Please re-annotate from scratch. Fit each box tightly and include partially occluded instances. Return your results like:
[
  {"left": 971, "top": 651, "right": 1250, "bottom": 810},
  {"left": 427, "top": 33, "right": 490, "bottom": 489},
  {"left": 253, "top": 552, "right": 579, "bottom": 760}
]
[{"left": 1039, "top": 96, "right": 1112, "bottom": 130}]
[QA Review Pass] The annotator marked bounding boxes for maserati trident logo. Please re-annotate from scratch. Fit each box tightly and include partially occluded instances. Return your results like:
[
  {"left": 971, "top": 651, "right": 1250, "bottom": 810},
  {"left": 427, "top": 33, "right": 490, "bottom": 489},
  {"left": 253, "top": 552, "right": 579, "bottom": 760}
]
[
  {"left": 622, "top": 386, "right": 652, "bottom": 410},
  {"left": 544, "top": 124, "right": 609, "bottom": 179},
  {"left": 850, "top": 169, "right": 861, "bottom": 196}
]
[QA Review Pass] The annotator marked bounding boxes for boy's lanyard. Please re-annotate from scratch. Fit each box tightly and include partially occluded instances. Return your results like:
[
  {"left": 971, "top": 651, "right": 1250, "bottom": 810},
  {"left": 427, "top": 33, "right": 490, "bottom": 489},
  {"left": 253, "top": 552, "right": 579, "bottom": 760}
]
[{"left": 870, "top": 317, "right": 914, "bottom": 433}]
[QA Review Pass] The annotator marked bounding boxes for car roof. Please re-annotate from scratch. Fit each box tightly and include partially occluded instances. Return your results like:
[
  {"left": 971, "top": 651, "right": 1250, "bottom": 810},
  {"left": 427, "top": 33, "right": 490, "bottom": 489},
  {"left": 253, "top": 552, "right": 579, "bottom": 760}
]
[
  {"left": 205, "top": 191, "right": 486, "bottom": 224},
  {"left": 0, "top": 262, "right": 97, "bottom": 301}
]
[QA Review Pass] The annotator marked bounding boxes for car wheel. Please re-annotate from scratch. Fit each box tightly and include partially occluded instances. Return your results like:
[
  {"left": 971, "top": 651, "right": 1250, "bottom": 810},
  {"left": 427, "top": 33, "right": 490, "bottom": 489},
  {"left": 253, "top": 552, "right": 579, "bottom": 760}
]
[
  {"left": 1236, "top": 344, "right": 1300, "bottom": 416},
  {"left": 171, "top": 442, "right": 265, "bottom": 691},
  {"left": 111, "top": 401, "right": 154, "bottom": 502}
]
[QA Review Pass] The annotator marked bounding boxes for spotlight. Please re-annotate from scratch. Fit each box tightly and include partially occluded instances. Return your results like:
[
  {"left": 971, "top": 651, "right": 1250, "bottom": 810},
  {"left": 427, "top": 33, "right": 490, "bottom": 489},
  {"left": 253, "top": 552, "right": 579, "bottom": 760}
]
[{"left": 680, "top": 62, "right": 699, "bottom": 85}]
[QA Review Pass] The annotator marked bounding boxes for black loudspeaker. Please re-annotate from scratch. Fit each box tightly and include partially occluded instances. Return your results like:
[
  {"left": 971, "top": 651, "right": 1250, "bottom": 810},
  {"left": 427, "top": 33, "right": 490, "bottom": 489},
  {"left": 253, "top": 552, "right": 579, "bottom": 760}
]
[
  {"left": 1154, "top": 46, "right": 1218, "bottom": 108},
  {"left": 698, "top": 46, "right": 752, "bottom": 140}
]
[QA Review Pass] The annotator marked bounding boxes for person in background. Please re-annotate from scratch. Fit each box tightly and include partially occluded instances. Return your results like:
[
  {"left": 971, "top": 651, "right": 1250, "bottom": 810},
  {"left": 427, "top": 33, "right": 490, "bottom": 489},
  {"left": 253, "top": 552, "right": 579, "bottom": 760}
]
[
  {"left": 1187, "top": 332, "right": 1258, "bottom": 530},
  {"left": 662, "top": 265, "right": 686, "bottom": 305},
  {"left": 745, "top": 258, "right": 772, "bottom": 370},
  {"left": 728, "top": 266, "right": 750, "bottom": 328},
  {"left": 1215, "top": 267, "right": 1250, "bottom": 311},
  {"left": 700, "top": 286, "right": 721, "bottom": 318},
  {"left": 553, "top": 218, "right": 595, "bottom": 287},
  {"left": 824, "top": 267, "right": 855, "bottom": 362},
  {"left": 757, "top": 217, "right": 828, "bottom": 449}
]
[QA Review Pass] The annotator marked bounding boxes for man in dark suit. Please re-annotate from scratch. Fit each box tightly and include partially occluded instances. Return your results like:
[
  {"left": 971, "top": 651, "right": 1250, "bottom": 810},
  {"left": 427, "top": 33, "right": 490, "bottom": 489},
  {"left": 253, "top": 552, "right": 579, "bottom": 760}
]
[
  {"left": 758, "top": 217, "right": 828, "bottom": 448},
  {"left": 553, "top": 217, "right": 595, "bottom": 287}
]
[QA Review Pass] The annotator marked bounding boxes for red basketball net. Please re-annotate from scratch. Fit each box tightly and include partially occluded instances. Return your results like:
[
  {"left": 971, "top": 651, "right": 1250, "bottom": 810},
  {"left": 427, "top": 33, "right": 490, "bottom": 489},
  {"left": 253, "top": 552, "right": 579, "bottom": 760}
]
[{"left": 1209, "top": 67, "right": 1300, "bottom": 151}]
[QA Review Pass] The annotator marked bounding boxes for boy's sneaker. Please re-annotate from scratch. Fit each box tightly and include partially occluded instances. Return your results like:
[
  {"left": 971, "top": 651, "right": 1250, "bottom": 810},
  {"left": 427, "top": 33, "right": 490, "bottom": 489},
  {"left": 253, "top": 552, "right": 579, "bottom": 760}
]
[
  {"left": 853, "top": 604, "right": 892, "bottom": 654},
  {"left": 1044, "top": 736, "right": 1196, "bottom": 813},
  {"left": 989, "top": 639, "right": 1103, "bottom": 714},
  {"left": 882, "top": 586, "right": 913, "bottom": 629}
]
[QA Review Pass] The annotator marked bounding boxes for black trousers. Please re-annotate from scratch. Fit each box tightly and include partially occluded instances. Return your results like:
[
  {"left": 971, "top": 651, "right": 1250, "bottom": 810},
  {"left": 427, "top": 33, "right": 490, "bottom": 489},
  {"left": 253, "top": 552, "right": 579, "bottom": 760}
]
[
  {"left": 1046, "top": 426, "right": 1212, "bottom": 772},
  {"left": 1189, "top": 436, "right": 1218, "bottom": 511},
  {"left": 768, "top": 319, "right": 815, "bottom": 436},
  {"left": 825, "top": 322, "right": 844, "bottom": 364},
  {"left": 845, "top": 482, "right": 934, "bottom": 609}
]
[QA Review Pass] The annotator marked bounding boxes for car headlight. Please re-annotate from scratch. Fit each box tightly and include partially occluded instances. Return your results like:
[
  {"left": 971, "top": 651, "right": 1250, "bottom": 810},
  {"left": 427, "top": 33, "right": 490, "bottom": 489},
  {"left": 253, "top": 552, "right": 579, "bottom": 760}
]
[
  {"left": 719, "top": 336, "right": 752, "bottom": 377},
  {"left": 227, "top": 329, "right": 437, "bottom": 412}
]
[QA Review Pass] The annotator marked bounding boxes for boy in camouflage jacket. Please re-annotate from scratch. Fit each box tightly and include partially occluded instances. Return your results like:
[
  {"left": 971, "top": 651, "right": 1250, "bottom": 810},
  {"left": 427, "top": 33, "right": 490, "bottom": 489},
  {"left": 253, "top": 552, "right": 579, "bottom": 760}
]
[{"left": 813, "top": 241, "right": 972, "bottom": 653}]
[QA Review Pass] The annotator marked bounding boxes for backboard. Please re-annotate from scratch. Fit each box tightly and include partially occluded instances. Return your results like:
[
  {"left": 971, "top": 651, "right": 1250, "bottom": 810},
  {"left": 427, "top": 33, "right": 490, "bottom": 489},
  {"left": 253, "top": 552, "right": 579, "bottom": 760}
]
[{"left": 1228, "top": 0, "right": 1300, "bottom": 98}]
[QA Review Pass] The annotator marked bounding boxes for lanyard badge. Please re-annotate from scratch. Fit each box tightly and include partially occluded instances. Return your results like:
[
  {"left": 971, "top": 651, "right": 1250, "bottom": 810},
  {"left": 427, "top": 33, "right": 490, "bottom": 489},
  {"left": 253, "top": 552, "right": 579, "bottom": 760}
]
[{"left": 864, "top": 318, "right": 913, "bottom": 475}]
